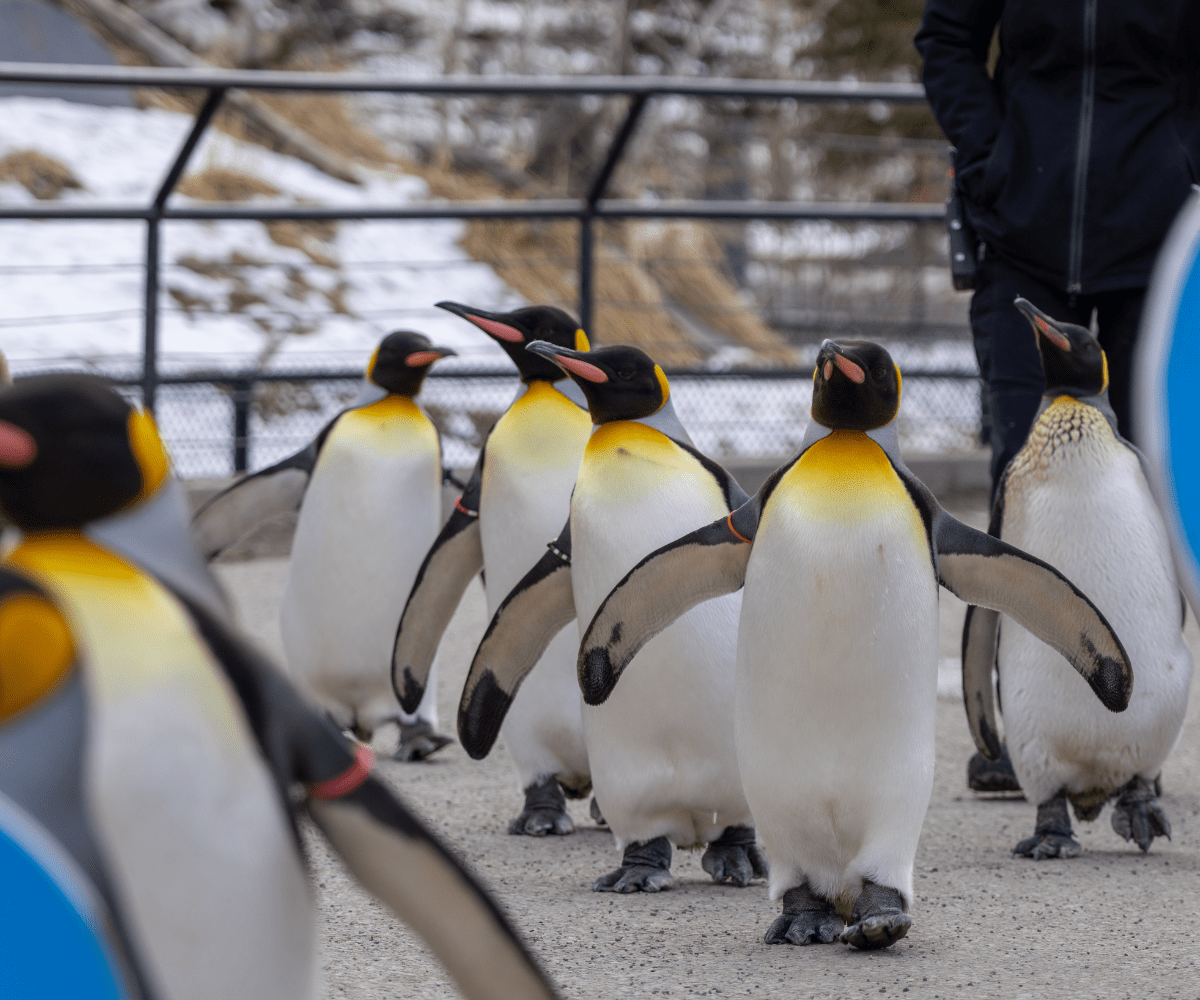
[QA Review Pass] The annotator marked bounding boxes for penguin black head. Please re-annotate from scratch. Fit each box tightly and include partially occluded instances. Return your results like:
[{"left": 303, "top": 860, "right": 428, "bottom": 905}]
[
  {"left": 0, "top": 374, "right": 170, "bottom": 531},
  {"left": 1014, "top": 297, "right": 1108, "bottom": 399},
  {"left": 436, "top": 301, "right": 589, "bottom": 383},
  {"left": 525, "top": 342, "right": 669, "bottom": 424},
  {"left": 810, "top": 339, "right": 901, "bottom": 431},
  {"left": 367, "top": 330, "right": 457, "bottom": 396}
]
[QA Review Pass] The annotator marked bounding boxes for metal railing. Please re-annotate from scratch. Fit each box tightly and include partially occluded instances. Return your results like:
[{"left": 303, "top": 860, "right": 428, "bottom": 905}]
[{"left": 0, "top": 61, "right": 945, "bottom": 416}]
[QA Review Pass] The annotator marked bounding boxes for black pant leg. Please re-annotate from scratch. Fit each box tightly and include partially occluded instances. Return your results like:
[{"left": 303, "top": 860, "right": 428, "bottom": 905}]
[
  {"left": 1094, "top": 287, "right": 1146, "bottom": 444},
  {"left": 969, "top": 251, "right": 1067, "bottom": 495}
]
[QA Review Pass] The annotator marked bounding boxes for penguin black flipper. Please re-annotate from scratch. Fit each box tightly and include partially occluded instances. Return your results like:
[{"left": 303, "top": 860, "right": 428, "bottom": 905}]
[
  {"left": 190, "top": 417, "right": 337, "bottom": 560},
  {"left": 577, "top": 498, "right": 759, "bottom": 706},
  {"left": 182, "top": 597, "right": 559, "bottom": 1000},
  {"left": 893, "top": 469, "right": 1133, "bottom": 719},
  {"left": 392, "top": 443, "right": 487, "bottom": 714},
  {"left": 458, "top": 521, "right": 574, "bottom": 760},
  {"left": 960, "top": 604, "right": 1003, "bottom": 760}
]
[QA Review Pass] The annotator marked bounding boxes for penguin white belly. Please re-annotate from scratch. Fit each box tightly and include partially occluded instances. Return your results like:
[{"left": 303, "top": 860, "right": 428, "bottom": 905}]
[
  {"left": 282, "top": 397, "right": 441, "bottom": 732},
  {"left": 480, "top": 382, "right": 591, "bottom": 790},
  {"left": 10, "top": 536, "right": 316, "bottom": 1000},
  {"left": 571, "top": 422, "right": 749, "bottom": 848},
  {"left": 997, "top": 409, "right": 1192, "bottom": 807},
  {"left": 734, "top": 431, "right": 938, "bottom": 908}
]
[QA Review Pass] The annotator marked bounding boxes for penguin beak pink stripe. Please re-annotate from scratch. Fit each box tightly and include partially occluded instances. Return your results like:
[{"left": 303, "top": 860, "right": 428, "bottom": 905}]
[
  {"left": 405, "top": 351, "right": 442, "bottom": 367},
  {"left": 823, "top": 361, "right": 833, "bottom": 381},
  {"left": 832, "top": 354, "right": 866, "bottom": 384},
  {"left": 555, "top": 355, "right": 609, "bottom": 383},
  {"left": 468, "top": 316, "right": 524, "bottom": 343},
  {"left": 0, "top": 421, "right": 36, "bottom": 467},
  {"left": 1034, "top": 316, "right": 1071, "bottom": 352}
]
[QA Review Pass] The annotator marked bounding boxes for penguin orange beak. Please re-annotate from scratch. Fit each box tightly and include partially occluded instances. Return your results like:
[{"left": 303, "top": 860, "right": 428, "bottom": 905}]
[
  {"left": 526, "top": 342, "right": 609, "bottom": 383},
  {"left": 436, "top": 301, "right": 525, "bottom": 343},
  {"left": 404, "top": 347, "right": 457, "bottom": 367},
  {"left": 0, "top": 420, "right": 35, "bottom": 467},
  {"left": 1014, "top": 297, "right": 1071, "bottom": 352}
]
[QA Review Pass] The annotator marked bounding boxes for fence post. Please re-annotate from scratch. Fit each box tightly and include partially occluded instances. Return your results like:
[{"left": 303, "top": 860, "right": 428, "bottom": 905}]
[
  {"left": 142, "top": 217, "right": 160, "bottom": 413},
  {"left": 578, "top": 214, "right": 593, "bottom": 335},
  {"left": 231, "top": 378, "right": 252, "bottom": 473}
]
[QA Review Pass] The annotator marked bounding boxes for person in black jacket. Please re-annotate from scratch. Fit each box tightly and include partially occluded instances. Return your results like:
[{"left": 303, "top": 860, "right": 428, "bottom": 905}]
[
  {"left": 916, "top": 0, "right": 1199, "bottom": 488},
  {"left": 916, "top": 0, "right": 1199, "bottom": 793}
]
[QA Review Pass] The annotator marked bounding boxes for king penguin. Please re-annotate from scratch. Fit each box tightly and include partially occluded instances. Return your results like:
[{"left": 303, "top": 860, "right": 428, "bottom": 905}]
[
  {"left": 962, "top": 298, "right": 1193, "bottom": 858},
  {"left": 393, "top": 302, "right": 595, "bottom": 836},
  {"left": 192, "top": 330, "right": 457, "bottom": 760},
  {"left": 576, "top": 339, "right": 1133, "bottom": 948},
  {"left": 457, "top": 341, "right": 767, "bottom": 892},
  {"left": 0, "top": 374, "right": 558, "bottom": 1000}
]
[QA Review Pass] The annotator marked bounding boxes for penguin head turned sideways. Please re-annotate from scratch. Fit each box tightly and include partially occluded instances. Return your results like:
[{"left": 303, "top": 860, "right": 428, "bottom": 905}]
[
  {"left": 366, "top": 330, "right": 457, "bottom": 397},
  {"left": 811, "top": 339, "right": 901, "bottom": 431},
  {"left": 1014, "top": 297, "right": 1108, "bottom": 399},
  {"left": 0, "top": 374, "right": 170, "bottom": 531},
  {"left": 436, "top": 301, "right": 589, "bottom": 383},
  {"left": 524, "top": 342, "right": 668, "bottom": 424}
]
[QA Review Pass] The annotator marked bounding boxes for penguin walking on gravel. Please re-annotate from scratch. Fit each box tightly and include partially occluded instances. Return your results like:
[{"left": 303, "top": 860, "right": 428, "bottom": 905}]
[
  {"left": 393, "top": 302, "right": 595, "bottom": 836},
  {"left": 457, "top": 341, "right": 767, "bottom": 893},
  {"left": 0, "top": 374, "right": 559, "bottom": 1000},
  {"left": 192, "top": 331, "right": 457, "bottom": 760},
  {"left": 961, "top": 298, "right": 1193, "bottom": 859},
  {"left": 576, "top": 339, "right": 1132, "bottom": 948}
]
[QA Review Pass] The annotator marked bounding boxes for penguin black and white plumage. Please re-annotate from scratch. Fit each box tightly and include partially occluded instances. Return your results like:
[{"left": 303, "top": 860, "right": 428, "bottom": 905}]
[
  {"left": 192, "top": 331, "right": 457, "bottom": 760},
  {"left": 962, "top": 298, "right": 1193, "bottom": 858},
  {"left": 577, "top": 339, "right": 1132, "bottom": 948},
  {"left": 458, "top": 342, "right": 767, "bottom": 892},
  {"left": 0, "top": 374, "right": 558, "bottom": 1000},
  {"left": 393, "top": 302, "right": 594, "bottom": 836}
]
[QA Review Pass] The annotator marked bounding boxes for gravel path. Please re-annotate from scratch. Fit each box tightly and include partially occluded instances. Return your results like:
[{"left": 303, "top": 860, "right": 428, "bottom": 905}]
[{"left": 213, "top": 508, "right": 1200, "bottom": 1000}]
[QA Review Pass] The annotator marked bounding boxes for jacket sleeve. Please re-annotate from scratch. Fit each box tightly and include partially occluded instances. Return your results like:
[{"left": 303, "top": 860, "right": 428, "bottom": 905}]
[{"left": 914, "top": 0, "right": 1006, "bottom": 206}]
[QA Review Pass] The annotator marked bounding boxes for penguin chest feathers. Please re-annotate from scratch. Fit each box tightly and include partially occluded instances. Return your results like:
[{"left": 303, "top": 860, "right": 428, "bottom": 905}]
[{"left": 1007, "top": 396, "right": 1127, "bottom": 486}]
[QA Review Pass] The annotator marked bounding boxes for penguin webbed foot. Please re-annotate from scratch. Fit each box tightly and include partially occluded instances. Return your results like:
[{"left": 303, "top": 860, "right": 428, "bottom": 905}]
[
  {"left": 764, "top": 883, "right": 842, "bottom": 945},
  {"left": 592, "top": 837, "right": 673, "bottom": 893},
  {"left": 840, "top": 881, "right": 911, "bottom": 951},
  {"left": 1013, "top": 794, "right": 1081, "bottom": 859},
  {"left": 395, "top": 718, "right": 454, "bottom": 762},
  {"left": 1110, "top": 776, "right": 1170, "bottom": 853},
  {"left": 701, "top": 825, "right": 768, "bottom": 887},
  {"left": 508, "top": 776, "right": 574, "bottom": 837}
]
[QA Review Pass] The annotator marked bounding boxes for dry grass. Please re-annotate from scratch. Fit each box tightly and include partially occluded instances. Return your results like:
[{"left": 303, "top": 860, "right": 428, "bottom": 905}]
[
  {"left": 0, "top": 150, "right": 84, "bottom": 200},
  {"left": 176, "top": 166, "right": 279, "bottom": 202}
]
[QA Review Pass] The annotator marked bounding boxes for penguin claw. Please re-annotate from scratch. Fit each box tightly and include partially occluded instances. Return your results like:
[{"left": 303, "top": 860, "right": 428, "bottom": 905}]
[
  {"left": 840, "top": 912, "right": 912, "bottom": 951},
  {"left": 591, "top": 865, "right": 674, "bottom": 893},
  {"left": 1012, "top": 832, "right": 1081, "bottom": 860},
  {"left": 764, "top": 911, "right": 844, "bottom": 946},
  {"left": 701, "top": 830, "right": 768, "bottom": 887},
  {"left": 508, "top": 807, "right": 574, "bottom": 837},
  {"left": 394, "top": 720, "right": 454, "bottom": 762},
  {"left": 1111, "top": 777, "right": 1171, "bottom": 853}
]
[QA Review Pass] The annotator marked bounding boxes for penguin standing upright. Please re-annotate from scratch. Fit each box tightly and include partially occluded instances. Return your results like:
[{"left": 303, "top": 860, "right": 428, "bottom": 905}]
[
  {"left": 577, "top": 339, "right": 1132, "bottom": 947},
  {"left": 962, "top": 298, "right": 1193, "bottom": 858},
  {"left": 192, "top": 331, "right": 457, "bottom": 760},
  {"left": 0, "top": 374, "right": 558, "bottom": 1000},
  {"left": 458, "top": 342, "right": 767, "bottom": 892},
  {"left": 394, "top": 302, "right": 594, "bottom": 835}
]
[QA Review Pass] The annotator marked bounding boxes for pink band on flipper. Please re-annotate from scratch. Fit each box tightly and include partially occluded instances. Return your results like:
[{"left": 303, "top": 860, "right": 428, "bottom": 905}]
[
  {"left": 0, "top": 422, "right": 36, "bottom": 467},
  {"left": 310, "top": 745, "right": 376, "bottom": 800},
  {"left": 556, "top": 355, "right": 609, "bottom": 383},
  {"left": 468, "top": 316, "right": 524, "bottom": 343},
  {"left": 833, "top": 354, "right": 866, "bottom": 384},
  {"left": 405, "top": 351, "right": 442, "bottom": 367}
]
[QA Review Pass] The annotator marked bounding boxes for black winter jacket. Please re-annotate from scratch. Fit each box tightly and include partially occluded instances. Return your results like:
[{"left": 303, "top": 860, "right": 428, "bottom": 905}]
[{"left": 916, "top": 0, "right": 1200, "bottom": 295}]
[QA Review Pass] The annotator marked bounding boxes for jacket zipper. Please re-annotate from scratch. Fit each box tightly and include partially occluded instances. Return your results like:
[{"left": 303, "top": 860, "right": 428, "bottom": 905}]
[{"left": 1067, "top": 0, "right": 1098, "bottom": 295}]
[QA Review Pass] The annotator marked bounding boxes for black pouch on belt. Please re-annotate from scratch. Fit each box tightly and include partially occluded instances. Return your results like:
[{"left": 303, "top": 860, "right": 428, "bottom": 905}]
[{"left": 946, "top": 148, "right": 978, "bottom": 291}]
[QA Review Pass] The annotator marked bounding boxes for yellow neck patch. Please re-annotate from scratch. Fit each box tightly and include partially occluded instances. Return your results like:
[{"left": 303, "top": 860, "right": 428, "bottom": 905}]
[
  {"left": 654, "top": 365, "right": 670, "bottom": 412},
  {"left": 575, "top": 328, "right": 590, "bottom": 352},
  {"left": 128, "top": 409, "right": 169, "bottom": 503},
  {"left": 365, "top": 344, "right": 381, "bottom": 381},
  {"left": 0, "top": 589, "right": 75, "bottom": 721}
]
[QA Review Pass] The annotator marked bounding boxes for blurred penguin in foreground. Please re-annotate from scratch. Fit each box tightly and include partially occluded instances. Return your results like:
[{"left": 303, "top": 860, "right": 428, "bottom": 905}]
[{"left": 0, "top": 374, "right": 558, "bottom": 1000}]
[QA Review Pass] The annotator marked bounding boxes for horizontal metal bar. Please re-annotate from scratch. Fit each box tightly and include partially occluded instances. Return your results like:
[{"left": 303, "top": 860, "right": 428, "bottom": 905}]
[
  {"left": 0, "top": 61, "right": 928, "bottom": 103},
  {"left": 0, "top": 199, "right": 945, "bottom": 224}
]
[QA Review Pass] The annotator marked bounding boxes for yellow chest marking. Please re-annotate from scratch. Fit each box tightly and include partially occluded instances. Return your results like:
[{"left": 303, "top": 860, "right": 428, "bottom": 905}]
[
  {"left": 1009, "top": 396, "right": 1126, "bottom": 478},
  {"left": 0, "top": 590, "right": 75, "bottom": 721},
  {"left": 326, "top": 394, "right": 438, "bottom": 460},
  {"left": 771, "top": 430, "right": 921, "bottom": 530},
  {"left": 6, "top": 534, "right": 242, "bottom": 735},
  {"left": 486, "top": 381, "right": 591, "bottom": 471},
  {"left": 576, "top": 420, "right": 714, "bottom": 503}
]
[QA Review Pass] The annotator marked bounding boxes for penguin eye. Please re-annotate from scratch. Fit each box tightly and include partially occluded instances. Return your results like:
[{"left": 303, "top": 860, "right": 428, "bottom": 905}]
[
  {"left": 617, "top": 367, "right": 635, "bottom": 380},
  {"left": 872, "top": 366, "right": 887, "bottom": 381}
]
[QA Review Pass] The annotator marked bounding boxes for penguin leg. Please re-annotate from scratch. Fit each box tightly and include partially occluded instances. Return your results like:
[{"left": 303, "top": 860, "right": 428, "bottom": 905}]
[
  {"left": 1013, "top": 793, "right": 1081, "bottom": 859},
  {"left": 967, "top": 743, "right": 1023, "bottom": 794},
  {"left": 763, "top": 882, "right": 844, "bottom": 946},
  {"left": 1110, "top": 775, "right": 1171, "bottom": 853},
  {"left": 840, "top": 880, "right": 911, "bottom": 951},
  {"left": 701, "top": 825, "right": 768, "bottom": 887},
  {"left": 592, "top": 837, "right": 673, "bottom": 893},
  {"left": 589, "top": 796, "right": 607, "bottom": 827},
  {"left": 508, "top": 776, "right": 574, "bottom": 837},
  {"left": 396, "top": 718, "right": 455, "bottom": 762}
]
